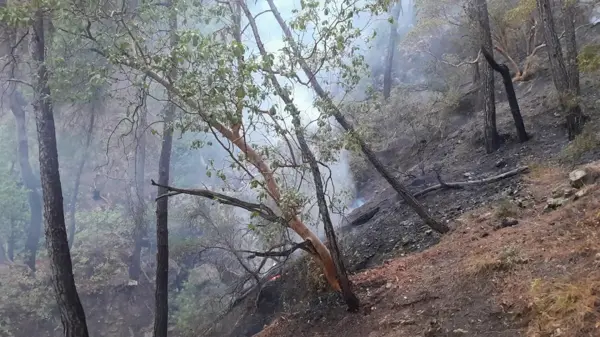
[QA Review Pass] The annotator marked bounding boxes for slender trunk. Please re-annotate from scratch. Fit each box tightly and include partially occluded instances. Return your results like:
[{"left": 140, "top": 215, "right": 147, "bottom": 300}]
[
  {"left": 265, "top": 0, "right": 448, "bottom": 234},
  {"left": 10, "top": 89, "right": 43, "bottom": 271},
  {"left": 8, "top": 220, "right": 15, "bottom": 261},
  {"left": 68, "top": 105, "right": 96, "bottom": 249},
  {"left": 537, "top": 0, "right": 585, "bottom": 140},
  {"left": 0, "top": 238, "right": 6, "bottom": 264},
  {"left": 153, "top": 2, "right": 177, "bottom": 335},
  {"left": 562, "top": 0, "right": 580, "bottom": 96},
  {"left": 383, "top": 2, "right": 402, "bottom": 100},
  {"left": 481, "top": 48, "right": 529, "bottom": 142},
  {"left": 474, "top": 0, "right": 499, "bottom": 153},
  {"left": 31, "top": 8, "right": 89, "bottom": 337},
  {"left": 241, "top": 1, "right": 359, "bottom": 310},
  {"left": 129, "top": 90, "right": 148, "bottom": 282}
]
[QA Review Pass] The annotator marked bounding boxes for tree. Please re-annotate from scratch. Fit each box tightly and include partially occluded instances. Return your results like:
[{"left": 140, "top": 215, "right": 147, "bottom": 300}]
[
  {"left": 67, "top": 97, "right": 97, "bottom": 249},
  {"left": 266, "top": 0, "right": 449, "bottom": 234},
  {"left": 383, "top": 1, "right": 403, "bottom": 100},
  {"left": 29, "top": 2, "right": 90, "bottom": 336},
  {"left": 240, "top": 0, "right": 359, "bottom": 311},
  {"left": 536, "top": 0, "right": 585, "bottom": 140},
  {"left": 154, "top": 0, "right": 178, "bottom": 334},
  {"left": 472, "top": 0, "right": 499, "bottom": 153},
  {"left": 481, "top": 48, "right": 529, "bottom": 142},
  {"left": 561, "top": 0, "right": 580, "bottom": 95},
  {"left": 9, "top": 88, "right": 43, "bottom": 271}
]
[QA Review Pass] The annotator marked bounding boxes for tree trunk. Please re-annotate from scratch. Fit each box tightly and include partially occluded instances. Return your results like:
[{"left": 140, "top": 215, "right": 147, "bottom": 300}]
[
  {"left": 153, "top": 2, "right": 177, "bottom": 335},
  {"left": 68, "top": 104, "right": 96, "bottom": 249},
  {"left": 129, "top": 87, "right": 148, "bottom": 283},
  {"left": 383, "top": 2, "right": 402, "bottom": 100},
  {"left": 8, "top": 220, "right": 15, "bottom": 261},
  {"left": 31, "top": 8, "right": 89, "bottom": 337},
  {"left": 474, "top": 0, "right": 499, "bottom": 153},
  {"left": 537, "top": 0, "right": 585, "bottom": 140},
  {"left": 10, "top": 89, "right": 43, "bottom": 272},
  {"left": 265, "top": 0, "right": 448, "bottom": 234},
  {"left": 241, "top": 1, "right": 359, "bottom": 311},
  {"left": 481, "top": 48, "right": 529, "bottom": 142},
  {"left": 562, "top": 0, "right": 580, "bottom": 96}
]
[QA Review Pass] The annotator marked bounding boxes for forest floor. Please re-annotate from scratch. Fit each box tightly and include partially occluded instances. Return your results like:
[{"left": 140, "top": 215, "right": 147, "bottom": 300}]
[{"left": 247, "top": 70, "right": 600, "bottom": 337}]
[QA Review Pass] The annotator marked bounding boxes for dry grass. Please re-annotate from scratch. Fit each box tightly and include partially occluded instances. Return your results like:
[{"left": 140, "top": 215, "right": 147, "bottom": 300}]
[
  {"left": 559, "top": 125, "right": 600, "bottom": 164},
  {"left": 495, "top": 198, "right": 519, "bottom": 219},
  {"left": 528, "top": 276, "right": 600, "bottom": 337}
]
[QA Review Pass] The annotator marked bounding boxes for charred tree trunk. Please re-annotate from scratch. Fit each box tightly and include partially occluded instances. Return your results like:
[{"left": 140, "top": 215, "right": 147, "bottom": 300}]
[
  {"left": 266, "top": 0, "right": 448, "bottom": 234},
  {"left": 474, "top": 0, "right": 499, "bottom": 153},
  {"left": 383, "top": 2, "right": 402, "bottom": 100},
  {"left": 537, "top": 0, "right": 585, "bottom": 140},
  {"left": 31, "top": 8, "right": 89, "bottom": 337},
  {"left": 241, "top": 1, "right": 359, "bottom": 311},
  {"left": 481, "top": 48, "right": 529, "bottom": 142},
  {"left": 68, "top": 103, "right": 96, "bottom": 249},
  {"left": 153, "top": 2, "right": 177, "bottom": 335},
  {"left": 10, "top": 89, "right": 43, "bottom": 272}
]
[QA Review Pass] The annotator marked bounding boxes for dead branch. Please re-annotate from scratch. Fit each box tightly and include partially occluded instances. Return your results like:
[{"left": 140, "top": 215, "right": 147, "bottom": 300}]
[
  {"left": 424, "top": 48, "right": 482, "bottom": 68},
  {"left": 413, "top": 166, "right": 529, "bottom": 198},
  {"left": 151, "top": 179, "right": 285, "bottom": 224}
]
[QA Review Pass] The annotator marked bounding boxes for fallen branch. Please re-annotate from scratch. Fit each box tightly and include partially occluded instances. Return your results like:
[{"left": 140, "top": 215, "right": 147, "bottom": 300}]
[
  {"left": 413, "top": 166, "right": 529, "bottom": 198},
  {"left": 151, "top": 179, "right": 285, "bottom": 224}
]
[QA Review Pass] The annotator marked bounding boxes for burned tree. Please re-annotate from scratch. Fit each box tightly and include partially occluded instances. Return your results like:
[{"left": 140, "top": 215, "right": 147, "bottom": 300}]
[
  {"left": 266, "top": 0, "right": 448, "bottom": 234},
  {"left": 481, "top": 48, "right": 529, "bottom": 142},
  {"left": 536, "top": 0, "right": 585, "bottom": 140},
  {"left": 472, "top": 0, "right": 499, "bottom": 153}
]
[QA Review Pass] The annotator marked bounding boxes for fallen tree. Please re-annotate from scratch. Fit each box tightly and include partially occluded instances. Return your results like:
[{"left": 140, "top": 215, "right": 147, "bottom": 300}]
[{"left": 413, "top": 166, "right": 529, "bottom": 198}]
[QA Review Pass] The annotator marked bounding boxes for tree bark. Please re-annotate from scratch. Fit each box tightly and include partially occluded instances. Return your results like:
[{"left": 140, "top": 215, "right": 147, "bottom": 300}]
[
  {"left": 383, "top": 2, "right": 402, "bottom": 100},
  {"left": 68, "top": 103, "right": 96, "bottom": 249},
  {"left": 265, "top": 0, "right": 448, "bottom": 234},
  {"left": 562, "top": 0, "right": 580, "bottom": 96},
  {"left": 153, "top": 1, "right": 177, "bottom": 335},
  {"left": 474, "top": 0, "right": 499, "bottom": 153},
  {"left": 10, "top": 89, "right": 43, "bottom": 272},
  {"left": 241, "top": 1, "right": 359, "bottom": 311},
  {"left": 31, "top": 7, "right": 89, "bottom": 337},
  {"left": 481, "top": 48, "right": 529, "bottom": 142},
  {"left": 537, "top": 0, "right": 585, "bottom": 140}
]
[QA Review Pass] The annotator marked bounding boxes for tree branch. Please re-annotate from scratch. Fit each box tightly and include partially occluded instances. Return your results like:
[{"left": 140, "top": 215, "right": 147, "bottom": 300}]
[
  {"left": 150, "top": 179, "right": 285, "bottom": 224},
  {"left": 242, "top": 240, "right": 314, "bottom": 259}
]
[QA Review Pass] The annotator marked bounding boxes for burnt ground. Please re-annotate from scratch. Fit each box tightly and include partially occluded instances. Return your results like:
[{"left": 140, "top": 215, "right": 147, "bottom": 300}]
[{"left": 206, "top": 68, "right": 600, "bottom": 337}]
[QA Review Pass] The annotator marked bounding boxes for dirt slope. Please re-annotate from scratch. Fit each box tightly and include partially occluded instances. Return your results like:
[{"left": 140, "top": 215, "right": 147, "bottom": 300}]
[{"left": 258, "top": 163, "right": 600, "bottom": 337}]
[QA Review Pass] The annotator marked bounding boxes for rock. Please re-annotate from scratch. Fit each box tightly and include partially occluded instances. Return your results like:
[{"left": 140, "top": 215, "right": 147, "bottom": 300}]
[
  {"left": 495, "top": 159, "right": 507, "bottom": 168},
  {"left": 574, "top": 187, "right": 590, "bottom": 200},
  {"left": 425, "top": 230, "right": 433, "bottom": 235},
  {"left": 463, "top": 172, "right": 473, "bottom": 178},
  {"left": 563, "top": 188, "right": 576, "bottom": 197},
  {"left": 545, "top": 197, "right": 568, "bottom": 210},
  {"left": 499, "top": 218, "right": 519, "bottom": 228},
  {"left": 452, "top": 329, "right": 469, "bottom": 335},
  {"left": 569, "top": 169, "right": 588, "bottom": 188}
]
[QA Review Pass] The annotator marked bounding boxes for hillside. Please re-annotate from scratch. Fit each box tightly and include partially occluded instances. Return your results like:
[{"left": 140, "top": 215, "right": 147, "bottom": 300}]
[{"left": 204, "top": 65, "right": 600, "bottom": 337}]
